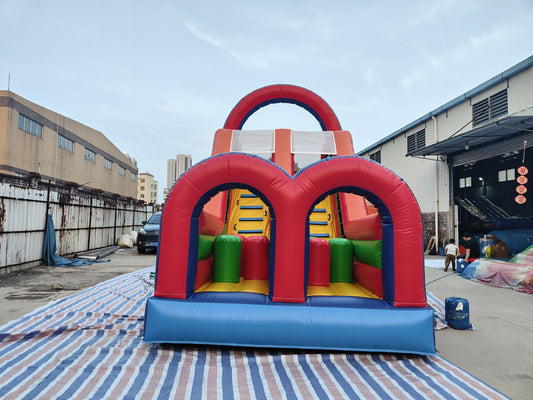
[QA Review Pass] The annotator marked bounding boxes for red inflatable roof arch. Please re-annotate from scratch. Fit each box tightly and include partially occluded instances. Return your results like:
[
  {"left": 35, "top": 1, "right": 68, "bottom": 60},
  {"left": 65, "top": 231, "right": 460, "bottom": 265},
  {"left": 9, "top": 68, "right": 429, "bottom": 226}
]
[{"left": 224, "top": 84, "right": 342, "bottom": 131}]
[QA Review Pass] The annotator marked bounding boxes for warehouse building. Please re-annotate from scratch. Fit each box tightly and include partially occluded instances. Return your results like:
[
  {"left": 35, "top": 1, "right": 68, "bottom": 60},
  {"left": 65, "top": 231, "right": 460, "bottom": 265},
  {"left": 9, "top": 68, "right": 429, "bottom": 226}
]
[
  {"left": 0, "top": 91, "right": 138, "bottom": 198},
  {"left": 358, "top": 56, "right": 533, "bottom": 253}
]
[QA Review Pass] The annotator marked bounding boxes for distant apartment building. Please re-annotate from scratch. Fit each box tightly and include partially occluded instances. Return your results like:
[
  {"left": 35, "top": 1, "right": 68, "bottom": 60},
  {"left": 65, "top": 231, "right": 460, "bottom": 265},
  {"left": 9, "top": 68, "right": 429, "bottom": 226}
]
[
  {"left": 165, "top": 154, "right": 192, "bottom": 201},
  {"left": 163, "top": 187, "right": 170, "bottom": 203},
  {"left": 167, "top": 154, "right": 192, "bottom": 188},
  {"left": 138, "top": 172, "right": 158, "bottom": 204},
  {"left": 0, "top": 91, "right": 138, "bottom": 197}
]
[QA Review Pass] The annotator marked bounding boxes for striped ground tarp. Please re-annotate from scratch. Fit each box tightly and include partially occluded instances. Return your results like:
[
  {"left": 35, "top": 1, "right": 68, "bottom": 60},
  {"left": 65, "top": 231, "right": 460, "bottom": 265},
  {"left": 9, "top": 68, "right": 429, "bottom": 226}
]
[
  {"left": 0, "top": 268, "right": 509, "bottom": 400},
  {"left": 426, "top": 292, "right": 449, "bottom": 331}
]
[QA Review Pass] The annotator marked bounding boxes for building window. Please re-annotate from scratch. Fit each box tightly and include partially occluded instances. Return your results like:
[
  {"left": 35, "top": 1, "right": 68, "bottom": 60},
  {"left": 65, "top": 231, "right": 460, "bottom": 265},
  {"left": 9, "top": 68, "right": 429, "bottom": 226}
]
[
  {"left": 119, "top": 166, "right": 125, "bottom": 176},
  {"left": 459, "top": 177, "right": 472, "bottom": 188},
  {"left": 104, "top": 158, "right": 112, "bottom": 170},
  {"left": 369, "top": 150, "right": 381, "bottom": 163},
  {"left": 18, "top": 114, "right": 42, "bottom": 138},
  {"left": 130, "top": 172, "right": 136, "bottom": 180},
  {"left": 141, "top": 178, "right": 145, "bottom": 183},
  {"left": 407, "top": 129, "right": 425, "bottom": 153},
  {"left": 140, "top": 186, "right": 145, "bottom": 191},
  {"left": 84, "top": 148, "right": 96, "bottom": 162},
  {"left": 472, "top": 89, "right": 508, "bottom": 127},
  {"left": 472, "top": 98, "right": 489, "bottom": 126},
  {"left": 498, "top": 169, "right": 515, "bottom": 182},
  {"left": 57, "top": 134, "right": 73, "bottom": 152}
]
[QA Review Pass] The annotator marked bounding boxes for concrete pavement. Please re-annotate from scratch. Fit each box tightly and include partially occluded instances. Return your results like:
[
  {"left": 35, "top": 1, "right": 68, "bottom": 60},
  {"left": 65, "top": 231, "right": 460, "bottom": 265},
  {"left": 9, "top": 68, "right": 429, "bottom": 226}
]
[
  {"left": 425, "top": 258, "right": 533, "bottom": 399},
  {"left": 0, "top": 247, "right": 156, "bottom": 326},
  {"left": 0, "top": 249, "right": 531, "bottom": 399}
]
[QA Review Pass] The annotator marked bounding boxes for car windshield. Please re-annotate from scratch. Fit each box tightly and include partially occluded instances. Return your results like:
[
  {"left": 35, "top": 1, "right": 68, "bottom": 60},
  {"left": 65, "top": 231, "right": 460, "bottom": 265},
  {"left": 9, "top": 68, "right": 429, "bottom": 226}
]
[{"left": 147, "top": 213, "right": 161, "bottom": 224}]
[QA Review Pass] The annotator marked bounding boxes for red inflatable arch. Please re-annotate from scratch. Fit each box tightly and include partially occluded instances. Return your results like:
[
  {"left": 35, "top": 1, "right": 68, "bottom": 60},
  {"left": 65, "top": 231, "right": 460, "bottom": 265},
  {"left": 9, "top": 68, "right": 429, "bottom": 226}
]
[
  {"left": 156, "top": 153, "right": 426, "bottom": 308},
  {"left": 224, "top": 84, "right": 342, "bottom": 131}
]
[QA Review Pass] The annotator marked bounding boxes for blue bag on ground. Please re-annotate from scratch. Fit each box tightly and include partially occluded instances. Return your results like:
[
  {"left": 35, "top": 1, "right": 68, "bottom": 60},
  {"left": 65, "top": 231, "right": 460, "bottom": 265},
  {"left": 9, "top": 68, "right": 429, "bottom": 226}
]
[
  {"left": 445, "top": 297, "right": 470, "bottom": 330},
  {"left": 456, "top": 259, "right": 467, "bottom": 274}
]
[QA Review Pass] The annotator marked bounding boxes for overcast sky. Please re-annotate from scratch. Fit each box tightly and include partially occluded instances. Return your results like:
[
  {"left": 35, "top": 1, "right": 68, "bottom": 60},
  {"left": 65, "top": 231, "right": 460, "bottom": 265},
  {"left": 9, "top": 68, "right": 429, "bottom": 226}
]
[{"left": 1, "top": 1, "right": 533, "bottom": 201}]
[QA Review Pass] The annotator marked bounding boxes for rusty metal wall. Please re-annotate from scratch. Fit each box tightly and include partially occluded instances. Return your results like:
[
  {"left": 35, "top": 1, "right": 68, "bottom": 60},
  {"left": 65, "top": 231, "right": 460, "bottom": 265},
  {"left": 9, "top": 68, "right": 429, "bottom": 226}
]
[{"left": 0, "top": 175, "right": 151, "bottom": 274}]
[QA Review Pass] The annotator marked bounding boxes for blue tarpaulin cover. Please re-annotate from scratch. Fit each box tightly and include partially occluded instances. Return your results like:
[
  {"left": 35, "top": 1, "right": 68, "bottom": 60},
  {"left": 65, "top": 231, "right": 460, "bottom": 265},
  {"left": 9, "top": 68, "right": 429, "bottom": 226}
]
[
  {"left": 42, "top": 214, "right": 108, "bottom": 267},
  {"left": 460, "top": 258, "right": 533, "bottom": 294}
]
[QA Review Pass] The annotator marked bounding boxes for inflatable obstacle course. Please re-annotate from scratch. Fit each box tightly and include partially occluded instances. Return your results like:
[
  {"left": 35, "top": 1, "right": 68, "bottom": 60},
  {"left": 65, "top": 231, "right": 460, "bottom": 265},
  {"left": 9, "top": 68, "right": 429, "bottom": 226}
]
[{"left": 144, "top": 84, "right": 435, "bottom": 354}]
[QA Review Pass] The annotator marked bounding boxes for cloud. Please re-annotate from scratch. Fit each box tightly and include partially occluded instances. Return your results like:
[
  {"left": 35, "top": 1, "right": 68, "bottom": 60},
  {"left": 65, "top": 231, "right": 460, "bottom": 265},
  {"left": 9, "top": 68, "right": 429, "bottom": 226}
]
[
  {"left": 336, "top": 91, "right": 388, "bottom": 117},
  {"left": 183, "top": 21, "right": 223, "bottom": 49},
  {"left": 410, "top": 0, "right": 477, "bottom": 27},
  {"left": 179, "top": 6, "right": 338, "bottom": 70},
  {"left": 364, "top": 68, "right": 377, "bottom": 86},
  {"left": 184, "top": 19, "right": 276, "bottom": 67},
  {"left": 400, "top": 23, "right": 515, "bottom": 90},
  {"left": 400, "top": 50, "right": 447, "bottom": 89},
  {"left": 182, "top": 20, "right": 276, "bottom": 68},
  {"left": 469, "top": 26, "right": 514, "bottom": 53},
  {"left": 422, "top": 0, "right": 463, "bottom": 21},
  {"left": 423, "top": 52, "right": 444, "bottom": 69},
  {"left": 156, "top": 92, "right": 225, "bottom": 119},
  {"left": 401, "top": 66, "right": 427, "bottom": 89},
  {"left": 226, "top": 50, "right": 273, "bottom": 69}
]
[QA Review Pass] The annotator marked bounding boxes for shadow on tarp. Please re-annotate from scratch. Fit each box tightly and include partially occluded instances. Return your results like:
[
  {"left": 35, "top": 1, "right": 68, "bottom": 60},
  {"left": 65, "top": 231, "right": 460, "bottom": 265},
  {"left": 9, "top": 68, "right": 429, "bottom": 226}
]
[{"left": 42, "top": 214, "right": 110, "bottom": 267}]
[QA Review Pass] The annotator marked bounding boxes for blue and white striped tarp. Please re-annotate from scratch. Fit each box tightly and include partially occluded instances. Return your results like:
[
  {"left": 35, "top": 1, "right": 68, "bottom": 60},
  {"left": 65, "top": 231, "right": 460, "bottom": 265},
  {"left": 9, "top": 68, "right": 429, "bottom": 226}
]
[{"left": 0, "top": 268, "right": 509, "bottom": 399}]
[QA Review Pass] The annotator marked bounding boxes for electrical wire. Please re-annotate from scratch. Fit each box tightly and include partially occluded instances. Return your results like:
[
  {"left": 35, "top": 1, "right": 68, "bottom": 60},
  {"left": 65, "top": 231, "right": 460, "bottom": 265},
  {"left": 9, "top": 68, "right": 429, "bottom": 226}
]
[{"left": 425, "top": 271, "right": 458, "bottom": 286}]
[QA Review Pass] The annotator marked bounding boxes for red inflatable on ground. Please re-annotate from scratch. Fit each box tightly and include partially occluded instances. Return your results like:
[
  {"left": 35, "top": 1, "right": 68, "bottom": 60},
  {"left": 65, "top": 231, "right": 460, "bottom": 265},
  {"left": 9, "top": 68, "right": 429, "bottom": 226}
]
[
  {"left": 145, "top": 84, "right": 434, "bottom": 355},
  {"left": 156, "top": 154, "right": 425, "bottom": 307}
]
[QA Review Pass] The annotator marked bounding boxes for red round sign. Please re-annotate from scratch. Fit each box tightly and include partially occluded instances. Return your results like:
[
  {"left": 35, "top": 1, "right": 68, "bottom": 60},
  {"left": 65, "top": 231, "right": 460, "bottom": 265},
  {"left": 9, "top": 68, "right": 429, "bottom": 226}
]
[
  {"left": 517, "top": 166, "right": 528, "bottom": 175},
  {"left": 516, "top": 185, "right": 528, "bottom": 194},
  {"left": 517, "top": 175, "right": 528, "bottom": 185},
  {"left": 515, "top": 195, "right": 527, "bottom": 204}
]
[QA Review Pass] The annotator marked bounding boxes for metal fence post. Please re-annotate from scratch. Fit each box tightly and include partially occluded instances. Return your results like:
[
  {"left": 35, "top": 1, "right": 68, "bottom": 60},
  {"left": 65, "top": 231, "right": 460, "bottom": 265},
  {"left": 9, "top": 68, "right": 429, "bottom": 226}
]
[{"left": 87, "top": 191, "right": 93, "bottom": 251}]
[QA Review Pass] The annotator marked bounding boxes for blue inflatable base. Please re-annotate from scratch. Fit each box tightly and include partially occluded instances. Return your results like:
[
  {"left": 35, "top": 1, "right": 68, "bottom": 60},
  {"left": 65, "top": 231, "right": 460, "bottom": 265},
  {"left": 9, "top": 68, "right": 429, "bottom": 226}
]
[{"left": 144, "top": 297, "right": 436, "bottom": 355}]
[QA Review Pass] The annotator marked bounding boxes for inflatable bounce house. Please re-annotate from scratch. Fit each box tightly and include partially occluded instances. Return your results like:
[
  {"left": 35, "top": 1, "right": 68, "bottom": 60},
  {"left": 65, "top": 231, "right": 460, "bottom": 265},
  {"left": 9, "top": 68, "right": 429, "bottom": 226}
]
[{"left": 144, "top": 85, "right": 435, "bottom": 355}]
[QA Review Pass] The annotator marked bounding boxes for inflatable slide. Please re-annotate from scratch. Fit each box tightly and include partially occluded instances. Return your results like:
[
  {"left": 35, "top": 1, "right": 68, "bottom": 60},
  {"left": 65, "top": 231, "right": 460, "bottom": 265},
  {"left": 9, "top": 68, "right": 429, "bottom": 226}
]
[{"left": 144, "top": 85, "right": 435, "bottom": 355}]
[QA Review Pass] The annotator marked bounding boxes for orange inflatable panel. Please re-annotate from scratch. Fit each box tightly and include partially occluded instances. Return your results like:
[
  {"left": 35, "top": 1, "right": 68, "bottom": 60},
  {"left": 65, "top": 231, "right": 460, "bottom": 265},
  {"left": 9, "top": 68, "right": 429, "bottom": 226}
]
[{"left": 343, "top": 213, "right": 382, "bottom": 240}]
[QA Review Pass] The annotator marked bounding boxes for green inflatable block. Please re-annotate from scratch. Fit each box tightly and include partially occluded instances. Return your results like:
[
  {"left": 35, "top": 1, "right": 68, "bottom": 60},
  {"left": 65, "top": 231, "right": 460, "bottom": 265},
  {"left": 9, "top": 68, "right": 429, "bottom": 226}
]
[
  {"left": 198, "top": 235, "right": 216, "bottom": 260},
  {"left": 213, "top": 235, "right": 242, "bottom": 283},
  {"left": 329, "top": 238, "right": 354, "bottom": 282},
  {"left": 351, "top": 240, "right": 382, "bottom": 269}
]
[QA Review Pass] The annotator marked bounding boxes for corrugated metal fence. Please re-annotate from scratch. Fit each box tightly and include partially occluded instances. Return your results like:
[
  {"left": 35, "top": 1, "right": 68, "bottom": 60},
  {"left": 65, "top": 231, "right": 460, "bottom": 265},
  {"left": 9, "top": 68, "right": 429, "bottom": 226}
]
[{"left": 0, "top": 175, "right": 152, "bottom": 274}]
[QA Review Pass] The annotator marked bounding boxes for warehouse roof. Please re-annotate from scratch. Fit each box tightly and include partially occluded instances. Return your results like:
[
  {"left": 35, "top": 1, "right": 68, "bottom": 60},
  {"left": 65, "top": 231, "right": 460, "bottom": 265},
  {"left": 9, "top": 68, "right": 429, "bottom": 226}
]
[
  {"left": 357, "top": 55, "right": 533, "bottom": 156},
  {"left": 407, "top": 113, "right": 533, "bottom": 157}
]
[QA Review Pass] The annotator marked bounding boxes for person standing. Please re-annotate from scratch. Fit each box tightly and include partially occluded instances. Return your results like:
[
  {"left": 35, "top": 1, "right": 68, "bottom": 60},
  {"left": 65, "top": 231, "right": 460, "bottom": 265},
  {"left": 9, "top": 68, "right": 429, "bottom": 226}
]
[
  {"left": 460, "top": 233, "right": 480, "bottom": 263},
  {"left": 444, "top": 238, "right": 459, "bottom": 272}
]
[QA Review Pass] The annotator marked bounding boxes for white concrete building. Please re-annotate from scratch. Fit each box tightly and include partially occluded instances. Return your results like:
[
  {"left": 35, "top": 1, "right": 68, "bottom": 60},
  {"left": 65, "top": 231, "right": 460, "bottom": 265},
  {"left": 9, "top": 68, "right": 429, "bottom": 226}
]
[{"left": 358, "top": 56, "right": 533, "bottom": 252}]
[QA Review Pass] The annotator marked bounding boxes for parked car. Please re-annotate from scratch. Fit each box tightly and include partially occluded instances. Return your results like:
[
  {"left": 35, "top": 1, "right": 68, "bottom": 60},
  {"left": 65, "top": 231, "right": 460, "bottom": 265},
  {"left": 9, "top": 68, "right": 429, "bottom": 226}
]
[{"left": 137, "top": 211, "right": 162, "bottom": 254}]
